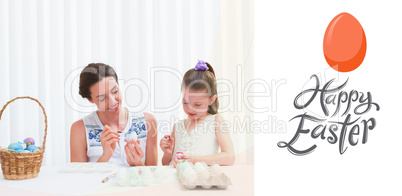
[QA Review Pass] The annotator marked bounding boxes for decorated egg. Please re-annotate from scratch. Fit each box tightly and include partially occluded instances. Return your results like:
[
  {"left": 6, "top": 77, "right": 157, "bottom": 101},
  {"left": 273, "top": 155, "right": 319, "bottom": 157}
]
[
  {"left": 27, "top": 145, "right": 39, "bottom": 152},
  {"left": 24, "top": 137, "right": 35, "bottom": 146},
  {"left": 178, "top": 161, "right": 191, "bottom": 172},
  {"left": 323, "top": 12, "right": 366, "bottom": 72},
  {"left": 176, "top": 152, "right": 184, "bottom": 160},
  {"left": 8, "top": 143, "right": 23, "bottom": 151},
  {"left": 15, "top": 149, "right": 28, "bottom": 153}
]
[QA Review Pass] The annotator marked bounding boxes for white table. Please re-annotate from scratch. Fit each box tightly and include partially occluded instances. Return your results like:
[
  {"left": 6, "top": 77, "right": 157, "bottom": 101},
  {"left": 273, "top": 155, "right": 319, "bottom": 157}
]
[{"left": 0, "top": 165, "right": 253, "bottom": 196}]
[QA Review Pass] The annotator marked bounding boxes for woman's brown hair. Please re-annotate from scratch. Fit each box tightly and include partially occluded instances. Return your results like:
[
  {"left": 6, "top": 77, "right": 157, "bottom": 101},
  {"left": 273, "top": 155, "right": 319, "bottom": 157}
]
[
  {"left": 182, "top": 62, "right": 219, "bottom": 114},
  {"left": 79, "top": 63, "right": 118, "bottom": 100}
]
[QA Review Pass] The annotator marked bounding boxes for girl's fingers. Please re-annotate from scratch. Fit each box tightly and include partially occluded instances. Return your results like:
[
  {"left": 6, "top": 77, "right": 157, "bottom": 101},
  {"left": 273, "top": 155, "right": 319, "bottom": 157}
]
[
  {"left": 160, "top": 143, "right": 169, "bottom": 149},
  {"left": 172, "top": 157, "right": 179, "bottom": 167}
]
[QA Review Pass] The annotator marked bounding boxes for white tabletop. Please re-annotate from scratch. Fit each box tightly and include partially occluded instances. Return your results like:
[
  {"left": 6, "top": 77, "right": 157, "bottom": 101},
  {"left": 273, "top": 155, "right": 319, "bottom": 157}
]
[{"left": 0, "top": 164, "right": 253, "bottom": 196}]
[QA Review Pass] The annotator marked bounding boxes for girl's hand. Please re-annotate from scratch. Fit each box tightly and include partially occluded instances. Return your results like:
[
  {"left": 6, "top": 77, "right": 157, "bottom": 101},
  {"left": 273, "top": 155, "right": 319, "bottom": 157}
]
[
  {"left": 160, "top": 135, "right": 174, "bottom": 155},
  {"left": 172, "top": 154, "right": 193, "bottom": 168},
  {"left": 125, "top": 139, "right": 145, "bottom": 166},
  {"left": 99, "top": 125, "right": 120, "bottom": 160}
]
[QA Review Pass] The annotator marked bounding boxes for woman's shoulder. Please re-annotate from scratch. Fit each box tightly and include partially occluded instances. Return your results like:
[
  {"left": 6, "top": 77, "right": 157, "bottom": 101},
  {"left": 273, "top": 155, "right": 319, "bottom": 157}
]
[
  {"left": 143, "top": 112, "right": 156, "bottom": 123},
  {"left": 71, "top": 119, "right": 84, "bottom": 128},
  {"left": 71, "top": 119, "right": 85, "bottom": 134},
  {"left": 142, "top": 112, "right": 157, "bottom": 135}
]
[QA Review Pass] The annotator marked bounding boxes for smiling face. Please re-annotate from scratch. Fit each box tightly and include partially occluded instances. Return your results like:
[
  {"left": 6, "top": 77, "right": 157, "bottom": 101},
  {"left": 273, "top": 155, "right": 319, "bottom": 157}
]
[
  {"left": 88, "top": 76, "right": 122, "bottom": 113},
  {"left": 182, "top": 87, "right": 217, "bottom": 120}
]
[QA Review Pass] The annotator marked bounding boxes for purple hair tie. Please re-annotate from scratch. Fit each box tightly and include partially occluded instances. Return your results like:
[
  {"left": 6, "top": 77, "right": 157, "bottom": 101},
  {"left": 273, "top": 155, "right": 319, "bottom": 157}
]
[{"left": 194, "top": 60, "right": 209, "bottom": 71}]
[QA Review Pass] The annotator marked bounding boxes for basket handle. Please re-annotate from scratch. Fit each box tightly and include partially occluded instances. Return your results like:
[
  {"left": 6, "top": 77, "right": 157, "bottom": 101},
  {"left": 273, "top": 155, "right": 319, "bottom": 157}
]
[{"left": 0, "top": 96, "right": 48, "bottom": 153}]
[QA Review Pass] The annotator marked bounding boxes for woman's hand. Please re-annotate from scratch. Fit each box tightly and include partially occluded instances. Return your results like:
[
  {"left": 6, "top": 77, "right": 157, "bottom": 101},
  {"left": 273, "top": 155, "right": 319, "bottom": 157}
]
[
  {"left": 160, "top": 135, "right": 174, "bottom": 155},
  {"left": 125, "top": 139, "right": 145, "bottom": 166},
  {"left": 99, "top": 125, "right": 120, "bottom": 161}
]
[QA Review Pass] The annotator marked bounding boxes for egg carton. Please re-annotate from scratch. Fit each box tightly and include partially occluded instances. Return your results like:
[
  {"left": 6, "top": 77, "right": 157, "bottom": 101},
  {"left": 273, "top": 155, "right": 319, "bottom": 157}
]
[{"left": 176, "top": 162, "right": 232, "bottom": 190}]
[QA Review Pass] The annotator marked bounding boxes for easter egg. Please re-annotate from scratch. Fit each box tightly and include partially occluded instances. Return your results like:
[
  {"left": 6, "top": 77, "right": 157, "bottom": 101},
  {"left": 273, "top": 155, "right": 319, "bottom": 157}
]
[
  {"left": 24, "top": 137, "right": 35, "bottom": 146},
  {"left": 178, "top": 161, "right": 191, "bottom": 172},
  {"left": 323, "top": 12, "right": 366, "bottom": 72},
  {"left": 126, "top": 132, "right": 137, "bottom": 141},
  {"left": 27, "top": 145, "right": 39, "bottom": 152},
  {"left": 15, "top": 149, "right": 28, "bottom": 153},
  {"left": 8, "top": 143, "right": 23, "bottom": 151},
  {"left": 128, "top": 168, "right": 140, "bottom": 186},
  {"left": 176, "top": 152, "right": 184, "bottom": 160}
]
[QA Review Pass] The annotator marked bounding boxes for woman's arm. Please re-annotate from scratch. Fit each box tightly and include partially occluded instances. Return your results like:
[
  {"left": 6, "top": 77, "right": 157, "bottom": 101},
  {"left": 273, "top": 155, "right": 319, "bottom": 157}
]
[
  {"left": 70, "top": 120, "right": 88, "bottom": 162},
  {"left": 187, "top": 114, "right": 235, "bottom": 165},
  {"left": 161, "top": 126, "right": 175, "bottom": 165},
  {"left": 144, "top": 112, "right": 158, "bottom": 166}
]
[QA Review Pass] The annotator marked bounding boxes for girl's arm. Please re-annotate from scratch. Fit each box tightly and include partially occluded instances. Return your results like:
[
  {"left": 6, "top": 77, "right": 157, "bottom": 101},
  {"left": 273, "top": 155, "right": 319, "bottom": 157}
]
[
  {"left": 144, "top": 112, "right": 158, "bottom": 166},
  {"left": 188, "top": 114, "right": 235, "bottom": 165},
  {"left": 161, "top": 125, "right": 175, "bottom": 165},
  {"left": 70, "top": 120, "right": 88, "bottom": 162}
]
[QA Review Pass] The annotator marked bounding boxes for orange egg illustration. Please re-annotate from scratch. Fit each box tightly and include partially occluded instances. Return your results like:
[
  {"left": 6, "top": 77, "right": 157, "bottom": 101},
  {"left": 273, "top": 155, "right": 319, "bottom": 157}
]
[{"left": 323, "top": 12, "right": 366, "bottom": 72}]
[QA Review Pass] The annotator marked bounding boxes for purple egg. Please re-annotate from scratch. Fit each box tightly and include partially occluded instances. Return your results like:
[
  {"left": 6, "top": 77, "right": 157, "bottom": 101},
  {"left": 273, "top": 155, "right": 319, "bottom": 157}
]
[{"left": 24, "top": 137, "right": 35, "bottom": 146}]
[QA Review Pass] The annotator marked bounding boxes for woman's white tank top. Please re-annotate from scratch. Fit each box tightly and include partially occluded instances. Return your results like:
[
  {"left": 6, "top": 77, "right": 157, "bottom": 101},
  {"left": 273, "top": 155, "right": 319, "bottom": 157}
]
[{"left": 82, "top": 111, "right": 147, "bottom": 166}]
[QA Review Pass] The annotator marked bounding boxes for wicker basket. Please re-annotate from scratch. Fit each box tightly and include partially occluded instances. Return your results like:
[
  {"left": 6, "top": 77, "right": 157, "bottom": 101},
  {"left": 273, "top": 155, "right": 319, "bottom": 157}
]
[{"left": 0, "top": 96, "right": 48, "bottom": 180}]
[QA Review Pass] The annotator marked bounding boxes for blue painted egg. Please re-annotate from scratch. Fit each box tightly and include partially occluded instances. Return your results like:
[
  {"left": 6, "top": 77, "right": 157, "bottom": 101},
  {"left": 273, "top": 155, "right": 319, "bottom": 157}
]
[
  {"left": 27, "top": 145, "right": 39, "bottom": 152},
  {"left": 179, "top": 161, "right": 192, "bottom": 172},
  {"left": 15, "top": 149, "right": 28, "bottom": 153},
  {"left": 8, "top": 143, "right": 23, "bottom": 151}
]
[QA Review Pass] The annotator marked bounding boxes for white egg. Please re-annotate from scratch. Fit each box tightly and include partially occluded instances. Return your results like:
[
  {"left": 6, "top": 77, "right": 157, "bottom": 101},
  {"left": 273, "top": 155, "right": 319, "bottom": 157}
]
[
  {"left": 210, "top": 164, "right": 223, "bottom": 176},
  {"left": 141, "top": 167, "right": 153, "bottom": 185},
  {"left": 193, "top": 162, "right": 206, "bottom": 171},
  {"left": 193, "top": 162, "right": 210, "bottom": 179},
  {"left": 183, "top": 167, "right": 198, "bottom": 184},
  {"left": 117, "top": 174, "right": 130, "bottom": 186},
  {"left": 128, "top": 168, "right": 140, "bottom": 186}
]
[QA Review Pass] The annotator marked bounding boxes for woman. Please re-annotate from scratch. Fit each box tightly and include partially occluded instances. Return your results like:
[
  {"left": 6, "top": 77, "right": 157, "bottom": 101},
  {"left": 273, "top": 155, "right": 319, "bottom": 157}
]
[{"left": 70, "top": 63, "right": 157, "bottom": 166}]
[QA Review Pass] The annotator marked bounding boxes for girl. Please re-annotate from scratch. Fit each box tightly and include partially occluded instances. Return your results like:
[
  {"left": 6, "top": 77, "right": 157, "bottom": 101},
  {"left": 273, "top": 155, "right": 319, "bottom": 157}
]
[
  {"left": 70, "top": 63, "right": 158, "bottom": 166},
  {"left": 160, "top": 60, "right": 235, "bottom": 167}
]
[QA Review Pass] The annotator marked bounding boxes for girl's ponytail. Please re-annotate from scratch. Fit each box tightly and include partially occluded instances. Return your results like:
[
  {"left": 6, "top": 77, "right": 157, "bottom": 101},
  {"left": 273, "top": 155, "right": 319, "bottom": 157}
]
[{"left": 182, "top": 60, "right": 219, "bottom": 114}]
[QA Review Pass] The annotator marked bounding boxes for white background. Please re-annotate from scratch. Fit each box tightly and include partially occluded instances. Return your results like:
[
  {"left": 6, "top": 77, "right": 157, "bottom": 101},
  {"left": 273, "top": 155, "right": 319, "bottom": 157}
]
[{"left": 256, "top": 0, "right": 402, "bottom": 195}]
